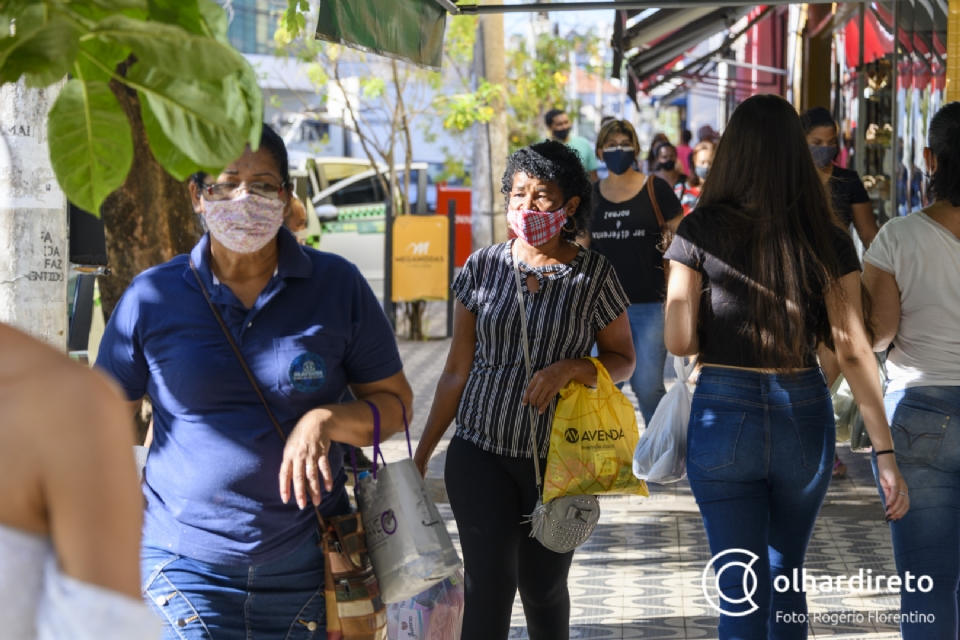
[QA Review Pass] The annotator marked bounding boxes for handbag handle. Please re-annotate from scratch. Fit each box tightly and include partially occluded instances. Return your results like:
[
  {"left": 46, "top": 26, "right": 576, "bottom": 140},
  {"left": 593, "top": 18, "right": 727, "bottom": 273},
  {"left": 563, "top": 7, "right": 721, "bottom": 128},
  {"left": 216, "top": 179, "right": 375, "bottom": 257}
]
[
  {"left": 189, "top": 258, "right": 328, "bottom": 526},
  {"left": 646, "top": 174, "right": 666, "bottom": 231},
  {"left": 360, "top": 397, "right": 413, "bottom": 481},
  {"left": 511, "top": 243, "right": 545, "bottom": 490}
]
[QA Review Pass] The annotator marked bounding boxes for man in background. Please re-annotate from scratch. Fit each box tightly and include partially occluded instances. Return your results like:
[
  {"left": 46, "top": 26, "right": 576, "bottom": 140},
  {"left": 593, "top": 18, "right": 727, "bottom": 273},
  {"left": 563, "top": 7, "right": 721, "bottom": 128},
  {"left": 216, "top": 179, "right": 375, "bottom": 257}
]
[{"left": 545, "top": 108, "right": 599, "bottom": 182}]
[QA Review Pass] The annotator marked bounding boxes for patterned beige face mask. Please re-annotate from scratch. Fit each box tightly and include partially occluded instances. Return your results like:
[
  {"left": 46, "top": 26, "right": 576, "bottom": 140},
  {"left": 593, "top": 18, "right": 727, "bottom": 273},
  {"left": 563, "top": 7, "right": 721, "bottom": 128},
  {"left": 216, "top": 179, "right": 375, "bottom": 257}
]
[{"left": 202, "top": 193, "right": 286, "bottom": 253}]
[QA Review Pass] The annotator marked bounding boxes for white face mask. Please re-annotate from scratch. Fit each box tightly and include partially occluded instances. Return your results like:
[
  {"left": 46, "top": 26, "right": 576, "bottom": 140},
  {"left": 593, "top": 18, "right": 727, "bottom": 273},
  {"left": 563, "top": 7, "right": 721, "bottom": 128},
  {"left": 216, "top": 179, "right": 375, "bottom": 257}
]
[{"left": 202, "top": 193, "right": 285, "bottom": 253}]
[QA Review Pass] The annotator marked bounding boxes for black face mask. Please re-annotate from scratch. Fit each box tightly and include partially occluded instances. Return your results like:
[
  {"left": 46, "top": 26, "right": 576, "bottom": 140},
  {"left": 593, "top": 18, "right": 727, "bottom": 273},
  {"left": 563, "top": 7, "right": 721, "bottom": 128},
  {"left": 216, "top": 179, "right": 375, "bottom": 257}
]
[
  {"left": 553, "top": 127, "right": 571, "bottom": 142},
  {"left": 603, "top": 149, "right": 635, "bottom": 176},
  {"left": 657, "top": 160, "right": 676, "bottom": 172}
]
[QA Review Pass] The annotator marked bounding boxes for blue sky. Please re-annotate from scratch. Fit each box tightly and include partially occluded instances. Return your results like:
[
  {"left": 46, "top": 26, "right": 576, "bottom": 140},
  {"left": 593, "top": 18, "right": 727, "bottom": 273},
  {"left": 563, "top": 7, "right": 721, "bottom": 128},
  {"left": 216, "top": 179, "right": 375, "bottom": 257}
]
[{"left": 504, "top": 7, "right": 612, "bottom": 38}]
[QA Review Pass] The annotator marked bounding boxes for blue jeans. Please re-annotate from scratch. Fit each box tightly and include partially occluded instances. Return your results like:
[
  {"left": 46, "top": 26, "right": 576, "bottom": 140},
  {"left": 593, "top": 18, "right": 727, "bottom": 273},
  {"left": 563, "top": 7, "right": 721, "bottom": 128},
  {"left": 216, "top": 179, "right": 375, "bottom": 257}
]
[
  {"left": 626, "top": 302, "right": 668, "bottom": 424},
  {"left": 871, "top": 385, "right": 960, "bottom": 640},
  {"left": 687, "top": 367, "right": 834, "bottom": 640},
  {"left": 141, "top": 491, "right": 350, "bottom": 640}
]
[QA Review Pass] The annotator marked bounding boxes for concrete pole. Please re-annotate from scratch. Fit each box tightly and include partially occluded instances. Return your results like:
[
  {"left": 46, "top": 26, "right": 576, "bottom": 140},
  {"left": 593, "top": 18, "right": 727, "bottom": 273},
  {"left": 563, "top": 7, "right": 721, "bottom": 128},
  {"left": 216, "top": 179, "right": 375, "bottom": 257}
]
[{"left": 0, "top": 78, "right": 68, "bottom": 349}]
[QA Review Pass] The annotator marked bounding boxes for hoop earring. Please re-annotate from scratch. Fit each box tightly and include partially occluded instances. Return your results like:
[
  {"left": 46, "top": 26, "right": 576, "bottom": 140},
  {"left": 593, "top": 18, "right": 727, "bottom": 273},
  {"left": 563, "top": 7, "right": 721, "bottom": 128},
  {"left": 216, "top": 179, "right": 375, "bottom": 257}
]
[{"left": 563, "top": 216, "right": 579, "bottom": 234}]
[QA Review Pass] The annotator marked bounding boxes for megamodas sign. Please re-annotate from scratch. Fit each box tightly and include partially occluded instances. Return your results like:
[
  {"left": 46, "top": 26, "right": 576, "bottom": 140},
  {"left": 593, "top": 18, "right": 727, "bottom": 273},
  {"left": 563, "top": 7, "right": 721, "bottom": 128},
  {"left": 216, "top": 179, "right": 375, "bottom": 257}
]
[{"left": 392, "top": 215, "right": 450, "bottom": 302}]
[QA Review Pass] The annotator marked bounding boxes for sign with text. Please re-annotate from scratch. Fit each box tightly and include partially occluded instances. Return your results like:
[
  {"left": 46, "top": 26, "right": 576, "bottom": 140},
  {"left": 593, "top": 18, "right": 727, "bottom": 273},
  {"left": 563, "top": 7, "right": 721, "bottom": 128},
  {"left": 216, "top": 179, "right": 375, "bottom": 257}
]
[{"left": 392, "top": 215, "right": 449, "bottom": 302}]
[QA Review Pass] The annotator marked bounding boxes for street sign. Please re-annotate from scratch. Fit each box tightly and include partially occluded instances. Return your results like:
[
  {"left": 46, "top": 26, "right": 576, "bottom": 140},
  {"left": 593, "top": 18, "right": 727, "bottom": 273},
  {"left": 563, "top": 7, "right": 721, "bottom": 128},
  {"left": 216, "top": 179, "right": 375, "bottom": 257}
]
[{"left": 391, "top": 215, "right": 450, "bottom": 302}]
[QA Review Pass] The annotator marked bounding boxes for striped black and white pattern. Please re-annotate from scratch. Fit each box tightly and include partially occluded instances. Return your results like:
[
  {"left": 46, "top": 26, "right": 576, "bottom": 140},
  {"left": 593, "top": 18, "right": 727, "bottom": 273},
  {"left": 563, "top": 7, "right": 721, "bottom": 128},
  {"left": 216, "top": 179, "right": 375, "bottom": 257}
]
[{"left": 453, "top": 241, "right": 630, "bottom": 458}]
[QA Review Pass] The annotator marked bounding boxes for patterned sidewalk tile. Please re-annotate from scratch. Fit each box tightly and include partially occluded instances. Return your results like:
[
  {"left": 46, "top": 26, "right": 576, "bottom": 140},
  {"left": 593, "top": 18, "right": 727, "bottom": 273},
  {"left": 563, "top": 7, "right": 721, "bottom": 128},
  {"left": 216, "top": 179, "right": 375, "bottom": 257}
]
[{"left": 396, "top": 341, "right": 904, "bottom": 639}]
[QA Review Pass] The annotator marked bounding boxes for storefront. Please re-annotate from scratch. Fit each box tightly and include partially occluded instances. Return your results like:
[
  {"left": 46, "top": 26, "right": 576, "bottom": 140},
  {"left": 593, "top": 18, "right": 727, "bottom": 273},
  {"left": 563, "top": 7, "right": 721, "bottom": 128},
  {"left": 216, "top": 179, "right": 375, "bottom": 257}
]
[{"left": 803, "top": 1, "right": 950, "bottom": 226}]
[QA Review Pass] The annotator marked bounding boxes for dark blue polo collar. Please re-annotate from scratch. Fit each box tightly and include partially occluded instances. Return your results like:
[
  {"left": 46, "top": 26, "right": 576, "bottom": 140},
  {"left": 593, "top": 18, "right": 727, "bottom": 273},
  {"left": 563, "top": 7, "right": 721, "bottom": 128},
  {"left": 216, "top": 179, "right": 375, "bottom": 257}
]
[{"left": 185, "top": 227, "right": 314, "bottom": 296}]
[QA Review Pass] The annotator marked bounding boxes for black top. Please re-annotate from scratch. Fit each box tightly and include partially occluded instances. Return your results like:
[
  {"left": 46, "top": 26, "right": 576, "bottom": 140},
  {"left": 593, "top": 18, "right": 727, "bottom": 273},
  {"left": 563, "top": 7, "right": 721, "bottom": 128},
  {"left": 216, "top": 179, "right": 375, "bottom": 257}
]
[
  {"left": 590, "top": 177, "right": 684, "bottom": 304},
  {"left": 828, "top": 166, "right": 871, "bottom": 228},
  {"left": 452, "top": 241, "right": 629, "bottom": 458},
  {"left": 664, "top": 207, "right": 862, "bottom": 368}
]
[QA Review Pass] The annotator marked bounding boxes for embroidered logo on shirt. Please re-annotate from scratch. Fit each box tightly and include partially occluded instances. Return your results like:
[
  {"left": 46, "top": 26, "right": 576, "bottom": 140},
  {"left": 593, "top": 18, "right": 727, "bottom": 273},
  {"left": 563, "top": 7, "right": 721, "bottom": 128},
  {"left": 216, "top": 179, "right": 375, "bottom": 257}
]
[{"left": 288, "top": 352, "right": 326, "bottom": 393}]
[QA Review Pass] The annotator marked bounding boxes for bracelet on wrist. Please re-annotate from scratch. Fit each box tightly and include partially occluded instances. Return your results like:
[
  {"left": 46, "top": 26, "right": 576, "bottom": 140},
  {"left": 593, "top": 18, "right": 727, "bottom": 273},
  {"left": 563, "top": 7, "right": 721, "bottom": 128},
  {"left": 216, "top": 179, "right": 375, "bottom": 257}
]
[{"left": 874, "top": 449, "right": 895, "bottom": 456}]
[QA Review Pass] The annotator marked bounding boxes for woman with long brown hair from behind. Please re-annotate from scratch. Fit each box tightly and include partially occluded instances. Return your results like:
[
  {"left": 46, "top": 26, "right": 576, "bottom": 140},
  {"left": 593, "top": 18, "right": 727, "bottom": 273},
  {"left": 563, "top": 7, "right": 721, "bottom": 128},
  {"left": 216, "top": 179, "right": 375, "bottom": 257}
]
[{"left": 663, "top": 94, "right": 908, "bottom": 639}]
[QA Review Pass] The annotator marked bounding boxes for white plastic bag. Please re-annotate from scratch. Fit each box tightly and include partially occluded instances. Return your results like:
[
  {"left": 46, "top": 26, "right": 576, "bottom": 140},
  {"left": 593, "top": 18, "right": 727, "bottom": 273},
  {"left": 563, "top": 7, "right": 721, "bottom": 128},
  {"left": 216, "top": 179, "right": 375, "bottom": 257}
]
[
  {"left": 633, "top": 357, "right": 696, "bottom": 483},
  {"left": 357, "top": 459, "right": 462, "bottom": 603},
  {"left": 353, "top": 401, "right": 461, "bottom": 603}
]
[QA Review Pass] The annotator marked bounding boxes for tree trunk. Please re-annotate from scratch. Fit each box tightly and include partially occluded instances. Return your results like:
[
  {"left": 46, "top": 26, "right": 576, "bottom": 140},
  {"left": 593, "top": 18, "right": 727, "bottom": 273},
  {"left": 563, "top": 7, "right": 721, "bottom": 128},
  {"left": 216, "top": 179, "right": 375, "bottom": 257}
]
[
  {"left": 98, "top": 73, "right": 201, "bottom": 444},
  {"left": 0, "top": 78, "right": 68, "bottom": 349},
  {"left": 98, "top": 76, "right": 201, "bottom": 321}
]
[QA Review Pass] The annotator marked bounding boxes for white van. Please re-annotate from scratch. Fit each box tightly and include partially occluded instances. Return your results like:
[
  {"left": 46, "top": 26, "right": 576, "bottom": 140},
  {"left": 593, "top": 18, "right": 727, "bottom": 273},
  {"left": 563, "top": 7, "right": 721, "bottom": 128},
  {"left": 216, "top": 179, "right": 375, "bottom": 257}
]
[{"left": 289, "top": 158, "right": 429, "bottom": 300}]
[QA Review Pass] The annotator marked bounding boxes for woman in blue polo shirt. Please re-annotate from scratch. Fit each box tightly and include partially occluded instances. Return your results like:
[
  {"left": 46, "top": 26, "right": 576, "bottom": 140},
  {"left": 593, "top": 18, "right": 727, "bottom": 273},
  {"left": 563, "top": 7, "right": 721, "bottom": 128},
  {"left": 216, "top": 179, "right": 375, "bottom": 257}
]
[{"left": 96, "top": 125, "right": 413, "bottom": 640}]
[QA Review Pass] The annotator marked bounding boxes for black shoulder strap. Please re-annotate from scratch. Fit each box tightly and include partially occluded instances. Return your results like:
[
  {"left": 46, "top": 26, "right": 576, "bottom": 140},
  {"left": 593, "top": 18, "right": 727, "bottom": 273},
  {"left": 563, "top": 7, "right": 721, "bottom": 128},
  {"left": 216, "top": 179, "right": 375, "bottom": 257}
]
[{"left": 188, "top": 259, "right": 325, "bottom": 527}]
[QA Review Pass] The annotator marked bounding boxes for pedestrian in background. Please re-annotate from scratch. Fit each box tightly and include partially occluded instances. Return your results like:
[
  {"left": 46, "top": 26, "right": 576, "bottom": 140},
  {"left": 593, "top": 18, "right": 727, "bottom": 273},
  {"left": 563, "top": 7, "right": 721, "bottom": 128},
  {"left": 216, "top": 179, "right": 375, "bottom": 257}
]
[
  {"left": 97, "top": 126, "right": 413, "bottom": 640},
  {"left": 802, "top": 106, "right": 879, "bottom": 478},
  {"left": 677, "top": 129, "right": 694, "bottom": 175},
  {"left": 863, "top": 101, "right": 960, "bottom": 640},
  {"left": 587, "top": 119, "right": 683, "bottom": 423},
  {"left": 414, "top": 140, "right": 635, "bottom": 640},
  {"left": 544, "top": 108, "right": 599, "bottom": 182},
  {"left": 697, "top": 123, "right": 719, "bottom": 146},
  {"left": 664, "top": 94, "right": 908, "bottom": 640},
  {"left": 802, "top": 107, "right": 878, "bottom": 248},
  {"left": 0, "top": 323, "right": 160, "bottom": 639},
  {"left": 644, "top": 132, "right": 669, "bottom": 174},
  {"left": 652, "top": 140, "right": 695, "bottom": 214},
  {"left": 680, "top": 141, "right": 716, "bottom": 215}
]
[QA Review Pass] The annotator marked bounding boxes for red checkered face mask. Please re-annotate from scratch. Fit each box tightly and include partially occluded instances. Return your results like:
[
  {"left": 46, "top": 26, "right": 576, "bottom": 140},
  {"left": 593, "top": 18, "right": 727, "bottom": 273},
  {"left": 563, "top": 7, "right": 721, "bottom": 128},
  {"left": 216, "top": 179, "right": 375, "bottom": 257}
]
[{"left": 507, "top": 206, "right": 569, "bottom": 246}]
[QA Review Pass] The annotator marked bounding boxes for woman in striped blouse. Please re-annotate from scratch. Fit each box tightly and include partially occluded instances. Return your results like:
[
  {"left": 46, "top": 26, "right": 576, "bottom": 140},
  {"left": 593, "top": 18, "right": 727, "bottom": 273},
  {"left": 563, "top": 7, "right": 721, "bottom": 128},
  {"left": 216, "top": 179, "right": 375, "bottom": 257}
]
[{"left": 414, "top": 140, "right": 636, "bottom": 640}]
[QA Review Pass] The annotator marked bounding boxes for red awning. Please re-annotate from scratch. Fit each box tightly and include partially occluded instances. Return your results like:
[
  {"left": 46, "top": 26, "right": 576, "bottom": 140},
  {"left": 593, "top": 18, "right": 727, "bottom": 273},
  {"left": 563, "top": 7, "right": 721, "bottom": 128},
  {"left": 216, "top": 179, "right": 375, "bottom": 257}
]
[{"left": 844, "top": 10, "right": 894, "bottom": 68}]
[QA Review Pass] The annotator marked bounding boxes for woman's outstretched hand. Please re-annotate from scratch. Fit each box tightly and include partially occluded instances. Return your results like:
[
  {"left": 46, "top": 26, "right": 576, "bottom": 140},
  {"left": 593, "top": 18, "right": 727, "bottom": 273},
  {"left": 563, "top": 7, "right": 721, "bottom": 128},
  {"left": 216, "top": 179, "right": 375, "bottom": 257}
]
[{"left": 279, "top": 408, "right": 335, "bottom": 510}]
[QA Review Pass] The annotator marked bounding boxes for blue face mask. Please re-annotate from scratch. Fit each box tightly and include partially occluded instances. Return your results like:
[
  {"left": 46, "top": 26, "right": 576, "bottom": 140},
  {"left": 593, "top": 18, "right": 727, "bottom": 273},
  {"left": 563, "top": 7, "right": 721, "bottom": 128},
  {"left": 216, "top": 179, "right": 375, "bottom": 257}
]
[
  {"left": 810, "top": 144, "right": 839, "bottom": 169},
  {"left": 603, "top": 149, "right": 635, "bottom": 175}
]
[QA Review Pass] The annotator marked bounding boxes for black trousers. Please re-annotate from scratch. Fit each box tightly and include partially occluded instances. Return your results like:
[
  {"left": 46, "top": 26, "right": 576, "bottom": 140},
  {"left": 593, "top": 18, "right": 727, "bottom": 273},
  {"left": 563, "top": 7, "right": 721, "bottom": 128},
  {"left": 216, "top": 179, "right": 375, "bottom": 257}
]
[{"left": 445, "top": 436, "right": 575, "bottom": 640}]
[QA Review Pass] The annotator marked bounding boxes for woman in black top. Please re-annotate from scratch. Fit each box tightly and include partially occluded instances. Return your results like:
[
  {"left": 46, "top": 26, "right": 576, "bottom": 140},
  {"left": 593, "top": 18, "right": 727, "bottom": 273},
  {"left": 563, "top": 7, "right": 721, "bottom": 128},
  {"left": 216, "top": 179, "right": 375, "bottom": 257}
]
[
  {"left": 587, "top": 119, "right": 683, "bottom": 423},
  {"left": 413, "top": 141, "right": 635, "bottom": 640},
  {"left": 663, "top": 95, "right": 908, "bottom": 639},
  {"left": 802, "top": 107, "right": 879, "bottom": 247},
  {"left": 802, "top": 107, "right": 879, "bottom": 477}
]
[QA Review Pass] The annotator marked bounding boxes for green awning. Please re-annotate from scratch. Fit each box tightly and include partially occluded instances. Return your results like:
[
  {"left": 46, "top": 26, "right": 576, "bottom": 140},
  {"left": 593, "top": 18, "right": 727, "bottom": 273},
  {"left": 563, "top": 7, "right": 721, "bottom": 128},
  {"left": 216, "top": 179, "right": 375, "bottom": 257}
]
[{"left": 316, "top": 0, "right": 447, "bottom": 70}]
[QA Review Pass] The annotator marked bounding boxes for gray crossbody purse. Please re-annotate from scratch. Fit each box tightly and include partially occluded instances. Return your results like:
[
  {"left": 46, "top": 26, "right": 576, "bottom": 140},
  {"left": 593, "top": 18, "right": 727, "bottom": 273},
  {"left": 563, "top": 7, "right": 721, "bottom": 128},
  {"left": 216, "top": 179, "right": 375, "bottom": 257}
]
[{"left": 511, "top": 247, "right": 600, "bottom": 554}]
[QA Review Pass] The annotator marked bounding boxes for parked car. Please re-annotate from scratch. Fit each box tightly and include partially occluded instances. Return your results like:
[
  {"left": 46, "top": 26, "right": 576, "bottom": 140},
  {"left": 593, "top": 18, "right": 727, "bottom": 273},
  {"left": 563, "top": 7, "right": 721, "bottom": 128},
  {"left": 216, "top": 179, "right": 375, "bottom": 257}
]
[{"left": 289, "top": 158, "right": 429, "bottom": 300}]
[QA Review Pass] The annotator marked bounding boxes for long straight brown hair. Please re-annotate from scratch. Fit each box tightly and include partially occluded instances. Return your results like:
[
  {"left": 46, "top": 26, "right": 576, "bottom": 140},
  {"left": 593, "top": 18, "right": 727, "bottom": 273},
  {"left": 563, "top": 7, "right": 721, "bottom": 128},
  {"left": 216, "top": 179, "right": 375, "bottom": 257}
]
[{"left": 697, "top": 94, "right": 849, "bottom": 370}]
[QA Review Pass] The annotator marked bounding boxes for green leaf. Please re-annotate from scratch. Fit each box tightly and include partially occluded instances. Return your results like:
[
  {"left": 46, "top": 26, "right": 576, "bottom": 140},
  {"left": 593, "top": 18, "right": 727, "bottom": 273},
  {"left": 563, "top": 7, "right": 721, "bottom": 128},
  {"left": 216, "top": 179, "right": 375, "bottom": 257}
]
[
  {"left": 361, "top": 77, "right": 386, "bottom": 99},
  {"left": 140, "top": 95, "right": 211, "bottom": 181},
  {"left": 76, "top": 36, "right": 130, "bottom": 84},
  {"left": 47, "top": 78, "right": 133, "bottom": 213},
  {"left": 147, "top": 0, "right": 203, "bottom": 35},
  {"left": 198, "top": 0, "right": 229, "bottom": 43},
  {"left": 235, "top": 58, "right": 263, "bottom": 149},
  {"left": 0, "top": 14, "right": 81, "bottom": 87},
  {"left": 92, "top": 14, "right": 245, "bottom": 83},
  {"left": 88, "top": 0, "right": 149, "bottom": 9},
  {"left": 128, "top": 64, "right": 248, "bottom": 167}
]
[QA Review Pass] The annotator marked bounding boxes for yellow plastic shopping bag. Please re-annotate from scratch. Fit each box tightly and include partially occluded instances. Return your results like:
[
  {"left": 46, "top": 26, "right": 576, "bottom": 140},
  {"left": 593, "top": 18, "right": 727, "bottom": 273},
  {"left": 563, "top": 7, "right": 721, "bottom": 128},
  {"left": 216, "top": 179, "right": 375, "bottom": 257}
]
[{"left": 542, "top": 358, "right": 649, "bottom": 503}]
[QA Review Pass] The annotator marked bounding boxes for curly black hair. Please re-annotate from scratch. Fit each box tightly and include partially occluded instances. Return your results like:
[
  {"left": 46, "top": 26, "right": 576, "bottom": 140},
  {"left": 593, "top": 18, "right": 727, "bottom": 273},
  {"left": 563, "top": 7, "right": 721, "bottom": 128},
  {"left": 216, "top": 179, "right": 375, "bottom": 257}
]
[{"left": 501, "top": 139, "right": 594, "bottom": 241}]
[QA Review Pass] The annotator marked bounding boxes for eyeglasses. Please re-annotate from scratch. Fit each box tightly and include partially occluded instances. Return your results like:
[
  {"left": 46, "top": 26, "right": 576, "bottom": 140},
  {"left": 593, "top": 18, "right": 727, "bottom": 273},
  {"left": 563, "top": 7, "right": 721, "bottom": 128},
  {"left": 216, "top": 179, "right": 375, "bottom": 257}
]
[
  {"left": 201, "top": 181, "right": 286, "bottom": 201},
  {"left": 602, "top": 145, "right": 635, "bottom": 153}
]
